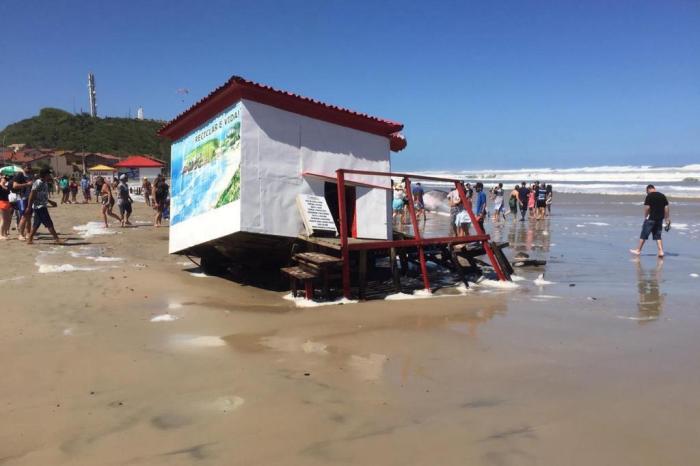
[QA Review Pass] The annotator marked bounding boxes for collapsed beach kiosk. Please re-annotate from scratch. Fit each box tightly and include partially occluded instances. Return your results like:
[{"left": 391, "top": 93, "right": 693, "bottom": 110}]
[{"left": 158, "top": 75, "right": 509, "bottom": 299}]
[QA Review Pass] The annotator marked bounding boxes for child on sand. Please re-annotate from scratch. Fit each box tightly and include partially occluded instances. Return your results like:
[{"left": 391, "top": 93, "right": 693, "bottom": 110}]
[{"left": 26, "top": 168, "right": 61, "bottom": 245}]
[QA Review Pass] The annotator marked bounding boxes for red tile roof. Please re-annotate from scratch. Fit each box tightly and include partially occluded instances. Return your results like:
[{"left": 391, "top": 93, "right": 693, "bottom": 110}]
[
  {"left": 158, "top": 76, "right": 407, "bottom": 152},
  {"left": 114, "top": 155, "right": 164, "bottom": 168}
]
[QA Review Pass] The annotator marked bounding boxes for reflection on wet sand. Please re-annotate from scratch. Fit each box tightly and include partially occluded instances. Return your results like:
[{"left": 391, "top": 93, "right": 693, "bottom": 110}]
[{"left": 635, "top": 258, "right": 665, "bottom": 323}]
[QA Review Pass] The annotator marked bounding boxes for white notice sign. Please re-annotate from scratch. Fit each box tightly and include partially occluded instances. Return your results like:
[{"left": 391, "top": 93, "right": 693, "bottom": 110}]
[{"left": 297, "top": 194, "right": 339, "bottom": 236}]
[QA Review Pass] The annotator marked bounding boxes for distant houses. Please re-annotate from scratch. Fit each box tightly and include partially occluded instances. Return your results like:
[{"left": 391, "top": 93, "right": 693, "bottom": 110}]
[{"left": 0, "top": 146, "right": 166, "bottom": 178}]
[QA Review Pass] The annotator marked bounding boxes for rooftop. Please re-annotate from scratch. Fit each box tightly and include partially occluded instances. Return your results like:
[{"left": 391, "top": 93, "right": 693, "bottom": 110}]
[
  {"left": 113, "top": 155, "right": 165, "bottom": 168},
  {"left": 158, "top": 75, "right": 407, "bottom": 151}
]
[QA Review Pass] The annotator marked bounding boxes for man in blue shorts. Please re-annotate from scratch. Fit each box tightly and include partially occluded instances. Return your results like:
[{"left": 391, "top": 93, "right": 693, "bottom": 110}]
[{"left": 630, "top": 184, "right": 670, "bottom": 258}]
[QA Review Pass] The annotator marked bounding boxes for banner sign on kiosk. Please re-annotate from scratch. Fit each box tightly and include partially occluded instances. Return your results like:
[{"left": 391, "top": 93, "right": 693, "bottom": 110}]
[{"left": 296, "top": 194, "right": 339, "bottom": 236}]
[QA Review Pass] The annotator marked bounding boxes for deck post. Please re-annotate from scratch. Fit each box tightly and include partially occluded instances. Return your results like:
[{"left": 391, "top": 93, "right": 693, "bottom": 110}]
[
  {"left": 336, "top": 170, "right": 351, "bottom": 298},
  {"left": 389, "top": 247, "right": 401, "bottom": 291},
  {"left": 404, "top": 177, "right": 431, "bottom": 292},
  {"left": 358, "top": 250, "right": 367, "bottom": 300},
  {"left": 455, "top": 182, "right": 508, "bottom": 282}
]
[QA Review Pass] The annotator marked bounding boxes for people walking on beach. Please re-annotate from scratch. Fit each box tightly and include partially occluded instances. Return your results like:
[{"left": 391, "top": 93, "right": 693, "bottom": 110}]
[
  {"left": 491, "top": 183, "right": 504, "bottom": 223},
  {"left": 465, "top": 182, "right": 474, "bottom": 199},
  {"left": 0, "top": 175, "right": 12, "bottom": 239},
  {"left": 9, "top": 164, "right": 33, "bottom": 240},
  {"left": 447, "top": 184, "right": 463, "bottom": 236},
  {"left": 473, "top": 182, "right": 487, "bottom": 231},
  {"left": 392, "top": 181, "right": 406, "bottom": 226},
  {"left": 545, "top": 184, "right": 553, "bottom": 216},
  {"left": 509, "top": 185, "right": 519, "bottom": 221},
  {"left": 69, "top": 177, "right": 79, "bottom": 204},
  {"left": 630, "top": 184, "right": 670, "bottom": 258},
  {"left": 518, "top": 182, "right": 530, "bottom": 221},
  {"left": 97, "top": 176, "right": 121, "bottom": 228},
  {"left": 94, "top": 177, "right": 104, "bottom": 204},
  {"left": 117, "top": 174, "right": 133, "bottom": 227},
  {"left": 411, "top": 182, "right": 426, "bottom": 225},
  {"left": 142, "top": 177, "right": 152, "bottom": 207},
  {"left": 26, "top": 168, "right": 60, "bottom": 245},
  {"left": 80, "top": 175, "right": 91, "bottom": 203},
  {"left": 527, "top": 184, "right": 536, "bottom": 218},
  {"left": 59, "top": 176, "right": 70, "bottom": 204},
  {"left": 536, "top": 182, "right": 547, "bottom": 220},
  {"left": 455, "top": 207, "right": 471, "bottom": 236},
  {"left": 153, "top": 175, "right": 169, "bottom": 227}
]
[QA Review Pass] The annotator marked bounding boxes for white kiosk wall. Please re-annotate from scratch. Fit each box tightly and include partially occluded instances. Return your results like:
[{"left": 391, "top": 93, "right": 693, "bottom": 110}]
[
  {"left": 240, "top": 99, "right": 392, "bottom": 240},
  {"left": 169, "top": 103, "right": 243, "bottom": 253}
]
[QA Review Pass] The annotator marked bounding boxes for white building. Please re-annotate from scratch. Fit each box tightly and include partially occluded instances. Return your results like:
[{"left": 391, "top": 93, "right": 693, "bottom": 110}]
[{"left": 158, "top": 76, "right": 406, "bottom": 262}]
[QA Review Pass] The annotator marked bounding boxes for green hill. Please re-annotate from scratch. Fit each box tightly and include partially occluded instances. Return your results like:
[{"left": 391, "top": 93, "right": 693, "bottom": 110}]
[{"left": 0, "top": 108, "right": 171, "bottom": 162}]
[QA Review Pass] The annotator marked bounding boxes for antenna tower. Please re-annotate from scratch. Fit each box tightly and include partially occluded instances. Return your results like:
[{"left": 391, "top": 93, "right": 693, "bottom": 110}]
[{"left": 88, "top": 73, "right": 97, "bottom": 117}]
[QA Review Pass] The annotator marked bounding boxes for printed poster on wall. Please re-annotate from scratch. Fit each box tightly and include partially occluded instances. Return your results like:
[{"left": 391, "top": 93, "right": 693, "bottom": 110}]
[{"left": 170, "top": 102, "right": 242, "bottom": 225}]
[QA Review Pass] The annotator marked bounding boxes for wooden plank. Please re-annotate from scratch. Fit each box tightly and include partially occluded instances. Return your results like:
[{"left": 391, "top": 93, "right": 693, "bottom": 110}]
[
  {"left": 293, "top": 252, "right": 343, "bottom": 267},
  {"left": 281, "top": 266, "right": 318, "bottom": 280},
  {"left": 490, "top": 242, "right": 512, "bottom": 281}
]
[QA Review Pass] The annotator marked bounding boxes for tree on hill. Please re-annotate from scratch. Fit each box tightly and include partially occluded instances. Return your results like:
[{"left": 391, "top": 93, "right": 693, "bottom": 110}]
[{"left": 0, "top": 108, "right": 171, "bottom": 162}]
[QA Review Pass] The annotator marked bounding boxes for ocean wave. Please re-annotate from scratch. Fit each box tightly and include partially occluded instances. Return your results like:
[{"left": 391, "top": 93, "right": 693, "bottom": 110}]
[
  {"left": 414, "top": 164, "right": 700, "bottom": 198},
  {"left": 421, "top": 164, "right": 700, "bottom": 184}
]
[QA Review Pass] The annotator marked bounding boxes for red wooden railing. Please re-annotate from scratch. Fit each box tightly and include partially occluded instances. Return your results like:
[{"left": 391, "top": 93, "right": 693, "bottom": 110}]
[{"left": 335, "top": 169, "right": 508, "bottom": 298}]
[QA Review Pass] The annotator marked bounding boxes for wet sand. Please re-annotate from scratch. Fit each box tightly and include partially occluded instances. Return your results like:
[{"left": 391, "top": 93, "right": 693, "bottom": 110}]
[{"left": 2, "top": 195, "right": 700, "bottom": 465}]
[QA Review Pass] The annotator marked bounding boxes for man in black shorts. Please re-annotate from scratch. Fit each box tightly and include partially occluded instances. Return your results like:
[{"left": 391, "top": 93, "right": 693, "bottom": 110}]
[
  {"left": 630, "top": 184, "right": 670, "bottom": 258},
  {"left": 517, "top": 182, "right": 530, "bottom": 222}
]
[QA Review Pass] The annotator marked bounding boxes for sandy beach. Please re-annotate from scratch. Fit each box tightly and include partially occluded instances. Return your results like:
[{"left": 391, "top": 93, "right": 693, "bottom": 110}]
[{"left": 2, "top": 193, "right": 700, "bottom": 465}]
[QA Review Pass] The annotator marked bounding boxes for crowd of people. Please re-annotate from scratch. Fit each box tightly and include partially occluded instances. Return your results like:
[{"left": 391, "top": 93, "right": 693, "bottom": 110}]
[
  {"left": 391, "top": 179, "right": 554, "bottom": 237},
  {"left": 0, "top": 163, "right": 170, "bottom": 243}
]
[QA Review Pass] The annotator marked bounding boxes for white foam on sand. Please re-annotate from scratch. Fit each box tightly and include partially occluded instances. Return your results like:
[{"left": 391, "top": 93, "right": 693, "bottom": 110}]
[
  {"left": 151, "top": 314, "right": 180, "bottom": 322},
  {"left": 87, "top": 256, "right": 124, "bottom": 262},
  {"left": 171, "top": 335, "right": 227, "bottom": 348},
  {"left": 586, "top": 222, "right": 611, "bottom": 226},
  {"left": 283, "top": 293, "right": 358, "bottom": 307},
  {"left": 0, "top": 276, "right": 25, "bottom": 284},
  {"left": 190, "top": 272, "right": 210, "bottom": 278},
  {"left": 37, "top": 263, "right": 99, "bottom": 273},
  {"left": 531, "top": 294, "right": 561, "bottom": 300},
  {"left": 673, "top": 223, "right": 689, "bottom": 231},
  {"left": 510, "top": 275, "right": 526, "bottom": 282},
  {"left": 576, "top": 224, "right": 585, "bottom": 228},
  {"left": 534, "top": 274, "right": 555, "bottom": 286},
  {"left": 690, "top": 273, "right": 699, "bottom": 278},
  {"left": 475, "top": 277, "right": 519, "bottom": 290},
  {"left": 201, "top": 396, "right": 245, "bottom": 413},
  {"left": 384, "top": 290, "right": 434, "bottom": 300},
  {"left": 73, "top": 222, "right": 117, "bottom": 238},
  {"left": 616, "top": 316, "right": 658, "bottom": 321},
  {"left": 168, "top": 302, "right": 183, "bottom": 309},
  {"left": 455, "top": 283, "right": 472, "bottom": 294}
]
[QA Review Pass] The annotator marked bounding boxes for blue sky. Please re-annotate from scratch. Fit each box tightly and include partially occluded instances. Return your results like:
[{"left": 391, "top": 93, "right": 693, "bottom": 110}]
[{"left": 1, "top": 0, "right": 698, "bottom": 170}]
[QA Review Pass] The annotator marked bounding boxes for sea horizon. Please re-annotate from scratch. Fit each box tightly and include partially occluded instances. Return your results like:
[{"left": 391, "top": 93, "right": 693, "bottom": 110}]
[{"left": 411, "top": 163, "right": 700, "bottom": 198}]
